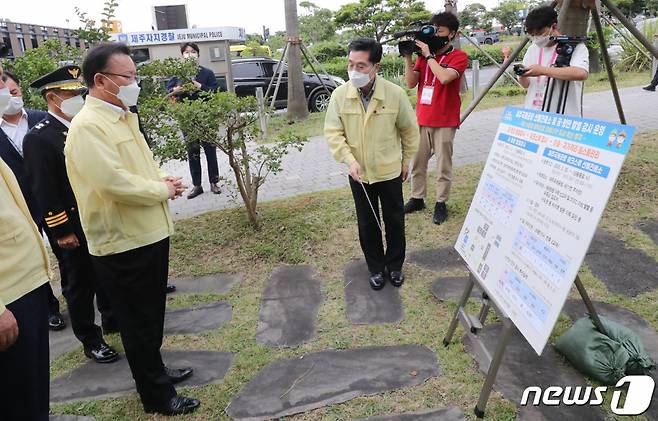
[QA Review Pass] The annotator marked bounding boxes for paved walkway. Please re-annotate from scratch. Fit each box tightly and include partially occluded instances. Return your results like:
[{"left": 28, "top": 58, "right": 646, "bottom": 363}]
[{"left": 165, "top": 86, "right": 658, "bottom": 220}]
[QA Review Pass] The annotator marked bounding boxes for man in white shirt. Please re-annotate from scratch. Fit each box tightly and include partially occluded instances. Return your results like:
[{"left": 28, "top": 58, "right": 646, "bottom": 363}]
[{"left": 518, "top": 6, "right": 589, "bottom": 116}]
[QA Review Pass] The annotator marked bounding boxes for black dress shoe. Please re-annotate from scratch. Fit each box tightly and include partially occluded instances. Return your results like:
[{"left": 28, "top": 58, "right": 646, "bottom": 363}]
[
  {"left": 144, "top": 395, "right": 200, "bottom": 416},
  {"left": 48, "top": 313, "right": 66, "bottom": 331},
  {"left": 210, "top": 182, "right": 221, "bottom": 194},
  {"left": 166, "top": 284, "right": 177, "bottom": 294},
  {"left": 165, "top": 366, "right": 194, "bottom": 384},
  {"left": 404, "top": 198, "right": 426, "bottom": 214},
  {"left": 642, "top": 85, "right": 656, "bottom": 92},
  {"left": 390, "top": 271, "right": 405, "bottom": 287},
  {"left": 369, "top": 273, "right": 385, "bottom": 290},
  {"left": 433, "top": 202, "right": 448, "bottom": 225},
  {"left": 84, "top": 342, "right": 120, "bottom": 363},
  {"left": 187, "top": 186, "right": 203, "bottom": 199}
]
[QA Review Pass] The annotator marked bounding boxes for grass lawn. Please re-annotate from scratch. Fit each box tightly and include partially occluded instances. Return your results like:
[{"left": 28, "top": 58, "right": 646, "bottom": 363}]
[
  {"left": 266, "top": 71, "right": 649, "bottom": 142},
  {"left": 49, "top": 129, "right": 658, "bottom": 420}
]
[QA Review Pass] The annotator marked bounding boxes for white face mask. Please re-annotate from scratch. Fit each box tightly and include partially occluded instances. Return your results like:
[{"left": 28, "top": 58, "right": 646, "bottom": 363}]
[
  {"left": 56, "top": 94, "right": 85, "bottom": 118},
  {"left": 4, "top": 96, "right": 24, "bottom": 115},
  {"left": 531, "top": 34, "right": 551, "bottom": 48},
  {"left": 348, "top": 69, "right": 373, "bottom": 89},
  {"left": 103, "top": 74, "right": 141, "bottom": 108},
  {"left": 0, "top": 87, "right": 10, "bottom": 114}
]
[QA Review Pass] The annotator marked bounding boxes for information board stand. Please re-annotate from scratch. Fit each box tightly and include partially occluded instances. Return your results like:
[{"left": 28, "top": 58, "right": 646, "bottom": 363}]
[
  {"left": 442, "top": 273, "right": 604, "bottom": 418},
  {"left": 442, "top": 106, "right": 635, "bottom": 418}
]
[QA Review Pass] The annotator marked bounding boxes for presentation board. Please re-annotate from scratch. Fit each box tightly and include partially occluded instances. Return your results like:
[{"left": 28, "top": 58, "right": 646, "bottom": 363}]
[{"left": 456, "top": 106, "right": 635, "bottom": 354}]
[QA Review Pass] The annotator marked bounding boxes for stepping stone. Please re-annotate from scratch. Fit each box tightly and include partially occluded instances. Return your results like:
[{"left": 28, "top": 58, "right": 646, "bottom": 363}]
[
  {"left": 352, "top": 407, "right": 466, "bottom": 420},
  {"left": 637, "top": 218, "right": 658, "bottom": 246},
  {"left": 227, "top": 345, "right": 441, "bottom": 421},
  {"left": 169, "top": 272, "right": 244, "bottom": 295},
  {"left": 463, "top": 323, "right": 605, "bottom": 421},
  {"left": 584, "top": 230, "right": 658, "bottom": 297},
  {"left": 164, "top": 301, "right": 232, "bottom": 335},
  {"left": 431, "top": 276, "right": 482, "bottom": 301},
  {"left": 50, "top": 302, "right": 233, "bottom": 361},
  {"left": 407, "top": 247, "right": 466, "bottom": 272},
  {"left": 50, "top": 417, "right": 96, "bottom": 421},
  {"left": 256, "top": 265, "right": 323, "bottom": 347},
  {"left": 562, "top": 300, "right": 658, "bottom": 420},
  {"left": 344, "top": 260, "right": 403, "bottom": 324},
  {"left": 50, "top": 350, "right": 233, "bottom": 403}
]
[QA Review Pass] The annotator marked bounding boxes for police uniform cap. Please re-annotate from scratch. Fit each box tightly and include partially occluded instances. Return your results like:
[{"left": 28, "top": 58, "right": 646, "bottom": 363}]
[{"left": 30, "top": 65, "right": 86, "bottom": 92}]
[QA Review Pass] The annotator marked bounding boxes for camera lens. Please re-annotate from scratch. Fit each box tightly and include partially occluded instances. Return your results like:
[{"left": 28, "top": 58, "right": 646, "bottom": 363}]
[{"left": 420, "top": 25, "right": 436, "bottom": 37}]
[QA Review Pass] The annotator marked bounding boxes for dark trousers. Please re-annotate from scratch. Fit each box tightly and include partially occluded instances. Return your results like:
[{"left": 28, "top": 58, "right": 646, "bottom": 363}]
[
  {"left": 47, "top": 283, "right": 60, "bottom": 315},
  {"left": 187, "top": 141, "right": 219, "bottom": 187},
  {"left": 349, "top": 175, "right": 406, "bottom": 275},
  {"left": 91, "top": 238, "right": 176, "bottom": 407},
  {"left": 47, "top": 230, "right": 114, "bottom": 348},
  {"left": 0, "top": 283, "right": 49, "bottom": 421},
  {"left": 651, "top": 67, "right": 658, "bottom": 87}
]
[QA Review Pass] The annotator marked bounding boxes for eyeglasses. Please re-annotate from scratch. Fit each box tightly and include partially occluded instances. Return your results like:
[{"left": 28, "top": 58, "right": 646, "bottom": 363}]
[{"left": 102, "top": 72, "right": 142, "bottom": 84}]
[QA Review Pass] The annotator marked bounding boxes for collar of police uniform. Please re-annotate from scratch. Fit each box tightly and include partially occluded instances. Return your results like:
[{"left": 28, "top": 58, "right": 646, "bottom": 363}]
[
  {"left": 346, "top": 75, "right": 385, "bottom": 101},
  {"left": 85, "top": 95, "right": 127, "bottom": 122}
]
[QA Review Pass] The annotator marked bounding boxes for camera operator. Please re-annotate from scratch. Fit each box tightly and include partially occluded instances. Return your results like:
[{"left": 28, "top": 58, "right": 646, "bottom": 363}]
[
  {"left": 402, "top": 12, "right": 468, "bottom": 225},
  {"left": 518, "top": 6, "right": 589, "bottom": 116}
]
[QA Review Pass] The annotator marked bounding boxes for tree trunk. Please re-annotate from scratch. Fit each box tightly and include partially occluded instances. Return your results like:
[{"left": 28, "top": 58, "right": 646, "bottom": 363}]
[{"left": 284, "top": 0, "right": 309, "bottom": 122}]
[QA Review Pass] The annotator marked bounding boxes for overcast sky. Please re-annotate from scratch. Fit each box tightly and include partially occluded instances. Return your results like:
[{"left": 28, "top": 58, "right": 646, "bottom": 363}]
[{"left": 3, "top": 0, "right": 499, "bottom": 35}]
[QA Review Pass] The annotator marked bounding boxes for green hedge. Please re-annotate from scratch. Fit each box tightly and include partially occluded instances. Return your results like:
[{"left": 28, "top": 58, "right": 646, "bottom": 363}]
[{"left": 462, "top": 43, "right": 529, "bottom": 68}]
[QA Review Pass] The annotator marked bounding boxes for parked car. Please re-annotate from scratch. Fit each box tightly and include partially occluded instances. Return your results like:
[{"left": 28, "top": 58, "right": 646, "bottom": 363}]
[
  {"left": 225, "top": 57, "right": 346, "bottom": 112},
  {"left": 469, "top": 31, "right": 500, "bottom": 45}
]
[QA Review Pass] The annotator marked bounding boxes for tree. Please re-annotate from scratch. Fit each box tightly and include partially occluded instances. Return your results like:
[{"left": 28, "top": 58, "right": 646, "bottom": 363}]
[
  {"left": 489, "top": 0, "right": 524, "bottom": 32},
  {"left": 299, "top": 1, "right": 337, "bottom": 44},
  {"left": 460, "top": 3, "right": 490, "bottom": 30},
  {"left": 2, "top": 39, "right": 81, "bottom": 110},
  {"left": 613, "top": 0, "right": 647, "bottom": 16},
  {"left": 73, "top": 0, "right": 119, "bottom": 44},
  {"left": 334, "top": 0, "right": 432, "bottom": 43},
  {"left": 137, "top": 59, "right": 308, "bottom": 228}
]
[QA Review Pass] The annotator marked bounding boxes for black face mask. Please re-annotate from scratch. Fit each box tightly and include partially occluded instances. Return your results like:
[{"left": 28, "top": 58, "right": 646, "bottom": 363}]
[{"left": 429, "top": 35, "right": 451, "bottom": 53}]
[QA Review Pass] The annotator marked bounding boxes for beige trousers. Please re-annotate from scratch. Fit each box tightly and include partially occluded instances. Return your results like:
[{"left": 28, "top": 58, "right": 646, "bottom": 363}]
[{"left": 410, "top": 126, "right": 457, "bottom": 203}]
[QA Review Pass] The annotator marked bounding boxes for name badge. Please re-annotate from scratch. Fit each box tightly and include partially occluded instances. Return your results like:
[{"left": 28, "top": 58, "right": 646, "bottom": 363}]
[{"left": 420, "top": 85, "right": 434, "bottom": 105}]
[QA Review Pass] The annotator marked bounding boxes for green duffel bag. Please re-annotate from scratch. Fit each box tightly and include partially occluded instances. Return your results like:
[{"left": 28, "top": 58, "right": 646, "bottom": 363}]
[
  {"left": 599, "top": 316, "right": 657, "bottom": 375},
  {"left": 555, "top": 316, "right": 629, "bottom": 385}
]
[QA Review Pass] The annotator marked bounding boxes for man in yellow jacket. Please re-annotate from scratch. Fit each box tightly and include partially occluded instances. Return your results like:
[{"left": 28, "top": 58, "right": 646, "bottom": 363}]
[
  {"left": 65, "top": 43, "right": 199, "bottom": 416},
  {"left": 0, "top": 64, "right": 52, "bottom": 420},
  {"left": 325, "top": 38, "right": 419, "bottom": 291}
]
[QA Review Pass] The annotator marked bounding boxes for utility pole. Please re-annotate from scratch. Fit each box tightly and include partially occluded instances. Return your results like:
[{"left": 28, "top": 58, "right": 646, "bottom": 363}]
[{"left": 284, "top": 0, "right": 309, "bottom": 121}]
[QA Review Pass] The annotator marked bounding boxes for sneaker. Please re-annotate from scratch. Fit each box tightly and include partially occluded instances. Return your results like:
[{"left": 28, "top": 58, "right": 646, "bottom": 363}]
[
  {"left": 433, "top": 202, "right": 448, "bottom": 225},
  {"left": 642, "top": 85, "right": 656, "bottom": 92},
  {"left": 404, "top": 198, "right": 426, "bottom": 214}
]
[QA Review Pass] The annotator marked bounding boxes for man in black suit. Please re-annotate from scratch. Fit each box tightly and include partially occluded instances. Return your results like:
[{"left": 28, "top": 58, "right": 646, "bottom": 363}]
[
  {"left": 23, "top": 66, "right": 120, "bottom": 363},
  {"left": 0, "top": 70, "right": 65, "bottom": 330}
]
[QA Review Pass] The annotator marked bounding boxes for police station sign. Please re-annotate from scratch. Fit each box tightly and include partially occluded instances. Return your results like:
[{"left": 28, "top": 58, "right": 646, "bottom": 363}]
[{"left": 112, "top": 26, "right": 246, "bottom": 46}]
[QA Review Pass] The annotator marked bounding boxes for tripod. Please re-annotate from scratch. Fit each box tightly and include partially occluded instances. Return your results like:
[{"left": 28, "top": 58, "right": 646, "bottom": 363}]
[{"left": 541, "top": 72, "right": 571, "bottom": 114}]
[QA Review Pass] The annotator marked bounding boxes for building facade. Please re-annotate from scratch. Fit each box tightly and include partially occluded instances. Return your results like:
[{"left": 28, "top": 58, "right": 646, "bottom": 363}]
[{"left": 0, "top": 19, "right": 87, "bottom": 58}]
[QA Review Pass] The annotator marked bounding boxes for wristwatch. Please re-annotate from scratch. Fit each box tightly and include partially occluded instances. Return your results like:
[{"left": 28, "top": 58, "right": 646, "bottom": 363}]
[{"left": 425, "top": 54, "right": 436, "bottom": 61}]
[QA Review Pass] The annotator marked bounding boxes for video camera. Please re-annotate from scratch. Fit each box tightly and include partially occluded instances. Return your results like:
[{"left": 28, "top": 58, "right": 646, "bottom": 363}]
[
  {"left": 513, "top": 35, "right": 588, "bottom": 75},
  {"left": 390, "top": 23, "right": 436, "bottom": 56},
  {"left": 551, "top": 35, "right": 588, "bottom": 67}
]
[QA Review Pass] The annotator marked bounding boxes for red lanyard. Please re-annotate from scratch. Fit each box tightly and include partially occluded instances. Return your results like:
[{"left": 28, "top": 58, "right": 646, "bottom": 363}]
[{"left": 424, "top": 55, "right": 447, "bottom": 87}]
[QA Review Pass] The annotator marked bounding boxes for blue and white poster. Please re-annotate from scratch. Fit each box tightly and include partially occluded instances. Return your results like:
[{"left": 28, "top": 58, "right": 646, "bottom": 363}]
[{"left": 456, "top": 106, "right": 635, "bottom": 355}]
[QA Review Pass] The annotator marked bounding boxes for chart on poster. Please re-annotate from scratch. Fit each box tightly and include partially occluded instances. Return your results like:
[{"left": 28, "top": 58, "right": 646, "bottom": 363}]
[{"left": 456, "top": 106, "right": 635, "bottom": 354}]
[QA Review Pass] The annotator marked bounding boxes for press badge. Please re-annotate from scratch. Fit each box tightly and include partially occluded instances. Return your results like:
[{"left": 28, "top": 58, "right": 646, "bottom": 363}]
[{"left": 420, "top": 85, "right": 434, "bottom": 105}]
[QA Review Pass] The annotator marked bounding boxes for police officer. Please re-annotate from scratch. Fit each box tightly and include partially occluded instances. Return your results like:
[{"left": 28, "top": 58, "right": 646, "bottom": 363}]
[{"left": 23, "top": 65, "right": 119, "bottom": 363}]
